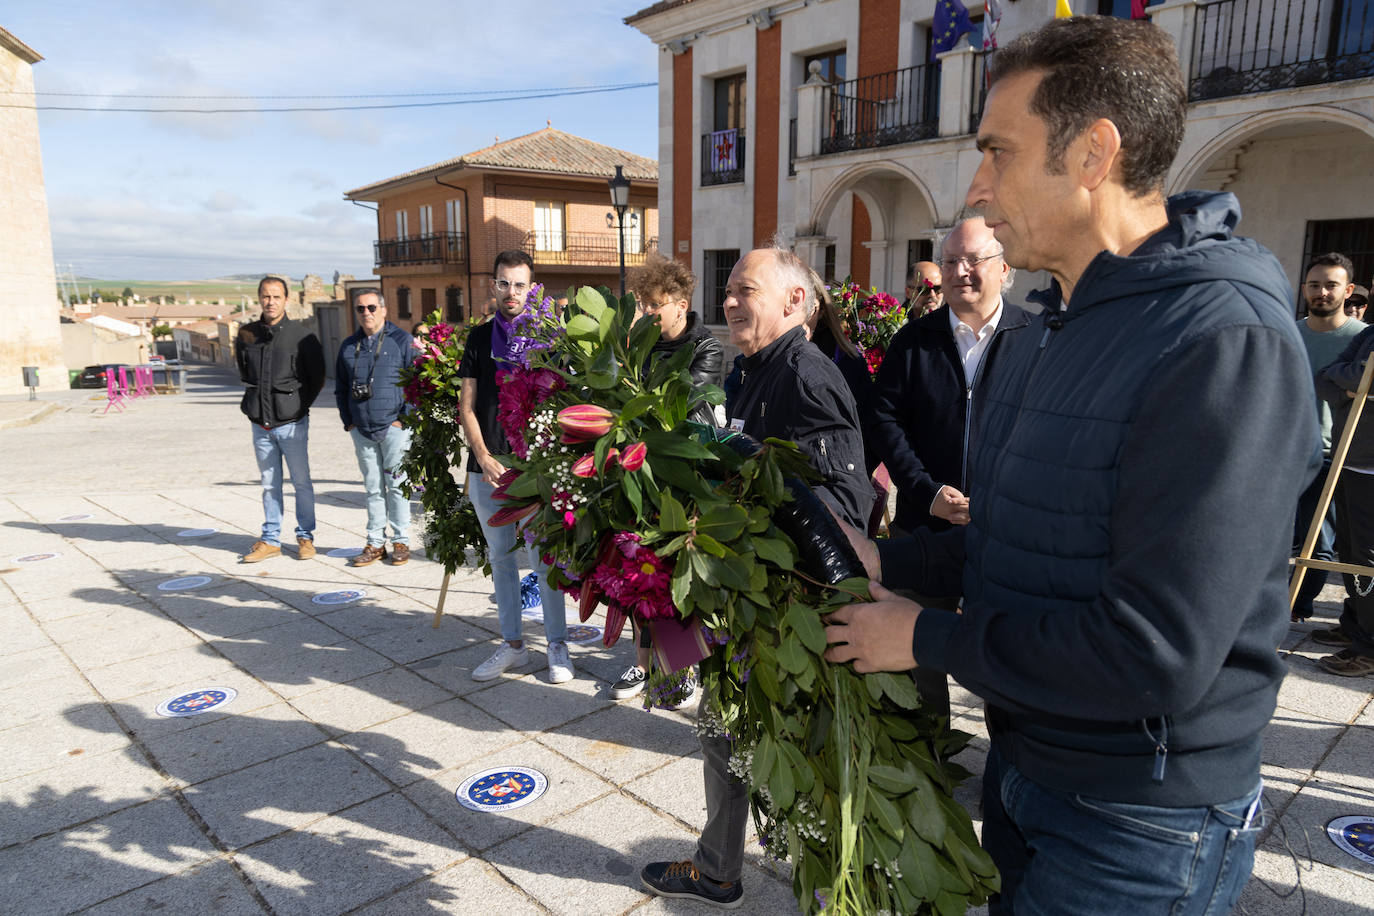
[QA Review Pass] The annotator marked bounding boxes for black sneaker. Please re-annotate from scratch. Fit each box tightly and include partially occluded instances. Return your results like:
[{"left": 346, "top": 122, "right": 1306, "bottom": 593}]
[
  {"left": 1312, "top": 627, "right": 1353, "bottom": 647},
  {"left": 641, "top": 860, "right": 742, "bottom": 909},
  {"left": 670, "top": 673, "right": 698, "bottom": 710},
  {"left": 611, "top": 665, "right": 646, "bottom": 699}
]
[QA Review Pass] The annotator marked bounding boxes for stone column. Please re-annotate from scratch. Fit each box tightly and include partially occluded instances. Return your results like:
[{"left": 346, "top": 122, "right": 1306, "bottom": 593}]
[
  {"left": 937, "top": 43, "right": 977, "bottom": 139},
  {"left": 1150, "top": 0, "right": 1200, "bottom": 82},
  {"left": 863, "top": 240, "right": 894, "bottom": 295}
]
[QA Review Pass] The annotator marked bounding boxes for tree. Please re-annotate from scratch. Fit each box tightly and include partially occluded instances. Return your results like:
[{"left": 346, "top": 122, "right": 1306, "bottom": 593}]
[
  {"left": 151, "top": 324, "right": 173, "bottom": 339},
  {"left": 121, "top": 286, "right": 135, "bottom": 299}
]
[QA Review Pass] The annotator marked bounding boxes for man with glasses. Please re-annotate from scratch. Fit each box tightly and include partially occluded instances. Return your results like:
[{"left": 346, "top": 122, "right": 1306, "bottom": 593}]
[
  {"left": 458, "top": 250, "right": 574, "bottom": 685},
  {"left": 872, "top": 217, "right": 1030, "bottom": 538},
  {"left": 904, "top": 259, "right": 944, "bottom": 317},
  {"left": 236, "top": 276, "right": 325, "bottom": 563},
  {"left": 336, "top": 289, "right": 419, "bottom": 566}
]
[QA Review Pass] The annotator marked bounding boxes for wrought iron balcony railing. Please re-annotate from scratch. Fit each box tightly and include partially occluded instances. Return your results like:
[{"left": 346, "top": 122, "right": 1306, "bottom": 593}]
[
  {"left": 970, "top": 51, "right": 993, "bottom": 134},
  {"left": 521, "top": 231, "right": 658, "bottom": 268},
  {"left": 374, "top": 232, "right": 467, "bottom": 269},
  {"left": 1190, "top": 0, "right": 1374, "bottom": 101},
  {"left": 820, "top": 63, "right": 940, "bottom": 155},
  {"left": 702, "top": 129, "right": 746, "bottom": 185}
]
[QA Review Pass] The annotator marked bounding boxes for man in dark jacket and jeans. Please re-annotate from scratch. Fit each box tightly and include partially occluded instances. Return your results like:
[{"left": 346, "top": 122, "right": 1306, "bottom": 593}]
[
  {"left": 824, "top": 18, "right": 1318, "bottom": 915},
  {"left": 237, "top": 276, "right": 326, "bottom": 563},
  {"left": 641, "top": 246, "right": 870, "bottom": 909},
  {"left": 336, "top": 289, "right": 419, "bottom": 567}
]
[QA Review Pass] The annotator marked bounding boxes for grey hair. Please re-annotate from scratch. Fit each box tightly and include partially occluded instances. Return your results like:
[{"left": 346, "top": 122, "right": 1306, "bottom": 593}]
[
  {"left": 937, "top": 219, "right": 1016, "bottom": 292},
  {"left": 354, "top": 288, "right": 386, "bottom": 309},
  {"left": 761, "top": 233, "right": 814, "bottom": 317}
]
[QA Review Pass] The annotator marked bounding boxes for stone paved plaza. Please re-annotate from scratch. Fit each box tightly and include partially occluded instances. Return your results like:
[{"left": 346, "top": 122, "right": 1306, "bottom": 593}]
[{"left": 0, "top": 367, "right": 1371, "bottom": 914}]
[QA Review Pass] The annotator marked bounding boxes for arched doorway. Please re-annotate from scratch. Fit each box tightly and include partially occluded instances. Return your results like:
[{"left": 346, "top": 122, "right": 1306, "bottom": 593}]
[{"left": 808, "top": 164, "right": 938, "bottom": 296}]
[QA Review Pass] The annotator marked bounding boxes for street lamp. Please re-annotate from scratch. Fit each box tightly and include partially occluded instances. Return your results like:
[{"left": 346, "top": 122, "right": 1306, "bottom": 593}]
[{"left": 607, "top": 164, "right": 631, "bottom": 297}]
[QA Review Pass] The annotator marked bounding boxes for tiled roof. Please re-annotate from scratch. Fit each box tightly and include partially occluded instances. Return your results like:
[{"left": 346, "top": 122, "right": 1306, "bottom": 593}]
[
  {"left": 344, "top": 127, "right": 657, "bottom": 198},
  {"left": 624, "top": 0, "right": 697, "bottom": 25}
]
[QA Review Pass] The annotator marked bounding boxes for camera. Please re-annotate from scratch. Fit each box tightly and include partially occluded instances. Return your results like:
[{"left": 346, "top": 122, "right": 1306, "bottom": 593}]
[{"left": 351, "top": 381, "right": 372, "bottom": 401}]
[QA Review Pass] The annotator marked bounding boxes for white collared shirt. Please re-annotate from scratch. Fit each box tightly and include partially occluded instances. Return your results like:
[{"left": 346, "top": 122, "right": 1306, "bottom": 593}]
[{"left": 949, "top": 298, "right": 1004, "bottom": 386}]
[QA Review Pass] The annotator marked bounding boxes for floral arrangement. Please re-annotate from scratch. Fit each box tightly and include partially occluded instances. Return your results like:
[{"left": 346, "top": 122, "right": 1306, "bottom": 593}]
[
  {"left": 829, "top": 277, "right": 907, "bottom": 378},
  {"left": 467, "top": 283, "right": 997, "bottom": 914},
  {"left": 396, "top": 311, "right": 489, "bottom": 574}
]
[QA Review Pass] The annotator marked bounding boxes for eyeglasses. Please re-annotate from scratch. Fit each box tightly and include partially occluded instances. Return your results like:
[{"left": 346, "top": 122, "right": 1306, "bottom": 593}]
[
  {"left": 939, "top": 252, "right": 1003, "bottom": 272},
  {"left": 355, "top": 304, "right": 379, "bottom": 313},
  {"left": 493, "top": 279, "right": 530, "bottom": 294}
]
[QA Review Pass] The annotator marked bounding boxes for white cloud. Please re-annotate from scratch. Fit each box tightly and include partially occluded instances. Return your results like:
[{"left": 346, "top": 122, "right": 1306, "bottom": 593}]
[{"left": 203, "top": 190, "right": 248, "bottom": 212}]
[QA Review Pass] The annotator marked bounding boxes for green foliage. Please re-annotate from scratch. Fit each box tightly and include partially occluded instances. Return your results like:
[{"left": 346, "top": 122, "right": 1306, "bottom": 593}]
[
  {"left": 150, "top": 324, "right": 173, "bottom": 339},
  {"left": 397, "top": 310, "right": 489, "bottom": 575}
]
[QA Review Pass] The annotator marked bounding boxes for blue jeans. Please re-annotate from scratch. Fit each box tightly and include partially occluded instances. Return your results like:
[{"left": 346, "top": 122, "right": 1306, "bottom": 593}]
[
  {"left": 982, "top": 743, "right": 1261, "bottom": 916},
  {"left": 467, "top": 472, "right": 566, "bottom": 643},
  {"left": 350, "top": 425, "right": 413, "bottom": 546},
  {"left": 252, "top": 417, "right": 315, "bottom": 545}
]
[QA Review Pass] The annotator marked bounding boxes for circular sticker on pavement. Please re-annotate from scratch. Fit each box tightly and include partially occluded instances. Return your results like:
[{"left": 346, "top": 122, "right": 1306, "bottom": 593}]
[
  {"left": 1327, "top": 816, "right": 1374, "bottom": 866},
  {"left": 158, "top": 576, "right": 214, "bottom": 591},
  {"left": 156, "top": 686, "right": 238, "bottom": 718},
  {"left": 57, "top": 513, "right": 94, "bottom": 522},
  {"left": 566, "top": 624, "right": 602, "bottom": 644},
  {"left": 455, "top": 766, "right": 548, "bottom": 812},
  {"left": 312, "top": 589, "right": 366, "bottom": 606},
  {"left": 327, "top": 546, "right": 363, "bottom": 559},
  {"left": 176, "top": 528, "right": 217, "bottom": 538},
  {"left": 13, "top": 552, "right": 60, "bottom": 564}
]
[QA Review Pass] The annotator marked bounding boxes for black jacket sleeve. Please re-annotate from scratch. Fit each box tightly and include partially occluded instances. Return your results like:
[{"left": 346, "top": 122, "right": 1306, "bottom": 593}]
[
  {"left": 299, "top": 332, "right": 326, "bottom": 408},
  {"left": 335, "top": 341, "right": 352, "bottom": 428},
  {"left": 871, "top": 327, "right": 943, "bottom": 509},
  {"left": 1315, "top": 324, "right": 1374, "bottom": 400}
]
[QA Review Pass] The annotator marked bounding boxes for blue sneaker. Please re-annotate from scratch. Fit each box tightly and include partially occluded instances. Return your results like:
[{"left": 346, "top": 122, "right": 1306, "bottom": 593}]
[{"left": 641, "top": 860, "right": 742, "bottom": 909}]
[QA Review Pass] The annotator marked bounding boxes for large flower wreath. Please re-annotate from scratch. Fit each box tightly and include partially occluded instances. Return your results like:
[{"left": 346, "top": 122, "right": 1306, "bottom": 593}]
[
  {"left": 397, "top": 312, "right": 490, "bottom": 574},
  {"left": 473, "top": 285, "right": 997, "bottom": 914}
]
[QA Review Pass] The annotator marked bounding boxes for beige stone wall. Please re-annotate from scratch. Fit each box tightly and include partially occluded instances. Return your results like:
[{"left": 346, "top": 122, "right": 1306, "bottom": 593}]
[
  {"left": 60, "top": 323, "right": 145, "bottom": 373},
  {"left": 0, "top": 38, "right": 65, "bottom": 393}
]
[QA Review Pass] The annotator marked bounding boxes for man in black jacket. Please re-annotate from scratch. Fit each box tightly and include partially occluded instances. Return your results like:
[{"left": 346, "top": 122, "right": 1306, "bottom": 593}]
[
  {"left": 236, "top": 276, "right": 326, "bottom": 563},
  {"left": 873, "top": 216, "right": 1030, "bottom": 536},
  {"left": 1314, "top": 324, "right": 1374, "bottom": 677},
  {"left": 824, "top": 17, "right": 1318, "bottom": 914},
  {"left": 642, "top": 246, "right": 869, "bottom": 909}
]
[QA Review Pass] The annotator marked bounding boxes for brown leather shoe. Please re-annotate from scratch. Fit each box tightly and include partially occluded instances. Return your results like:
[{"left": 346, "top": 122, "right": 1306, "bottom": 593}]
[
  {"left": 350, "top": 544, "right": 387, "bottom": 567},
  {"left": 388, "top": 543, "right": 410, "bottom": 565},
  {"left": 241, "top": 540, "right": 281, "bottom": 563},
  {"left": 296, "top": 537, "right": 316, "bottom": 560}
]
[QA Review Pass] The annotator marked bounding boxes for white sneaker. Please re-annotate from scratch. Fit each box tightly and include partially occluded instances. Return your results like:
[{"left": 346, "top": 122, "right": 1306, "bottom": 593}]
[
  {"left": 473, "top": 643, "right": 530, "bottom": 681},
  {"left": 547, "top": 640, "right": 575, "bottom": 684},
  {"left": 671, "top": 673, "right": 698, "bottom": 710}
]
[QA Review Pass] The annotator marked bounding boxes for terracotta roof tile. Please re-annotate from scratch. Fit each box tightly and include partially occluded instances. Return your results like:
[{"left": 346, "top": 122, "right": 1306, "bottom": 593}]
[{"left": 345, "top": 127, "right": 656, "bottom": 198}]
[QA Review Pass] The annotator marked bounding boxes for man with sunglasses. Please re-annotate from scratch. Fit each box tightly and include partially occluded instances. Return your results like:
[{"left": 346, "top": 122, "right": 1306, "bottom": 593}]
[
  {"left": 459, "top": 250, "right": 574, "bottom": 685},
  {"left": 872, "top": 217, "right": 1030, "bottom": 538},
  {"left": 336, "top": 289, "right": 419, "bottom": 566},
  {"left": 236, "top": 276, "right": 327, "bottom": 563},
  {"left": 904, "top": 259, "right": 944, "bottom": 317}
]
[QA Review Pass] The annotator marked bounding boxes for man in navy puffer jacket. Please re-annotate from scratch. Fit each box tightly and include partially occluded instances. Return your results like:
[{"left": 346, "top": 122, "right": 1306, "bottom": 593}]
[
  {"left": 824, "top": 17, "right": 1320, "bottom": 915},
  {"left": 336, "top": 289, "right": 419, "bottom": 566}
]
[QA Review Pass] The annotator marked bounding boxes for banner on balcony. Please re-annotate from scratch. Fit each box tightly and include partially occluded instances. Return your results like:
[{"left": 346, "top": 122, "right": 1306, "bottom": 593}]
[{"left": 709, "top": 128, "right": 739, "bottom": 173}]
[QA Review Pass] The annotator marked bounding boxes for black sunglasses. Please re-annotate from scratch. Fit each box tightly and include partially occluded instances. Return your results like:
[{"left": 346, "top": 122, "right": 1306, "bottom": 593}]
[{"left": 355, "top": 304, "right": 379, "bottom": 313}]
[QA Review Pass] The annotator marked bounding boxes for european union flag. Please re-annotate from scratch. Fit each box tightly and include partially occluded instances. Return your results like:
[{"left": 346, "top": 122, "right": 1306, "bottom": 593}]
[{"left": 932, "top": 0, "right": 974, "bottom": 59}]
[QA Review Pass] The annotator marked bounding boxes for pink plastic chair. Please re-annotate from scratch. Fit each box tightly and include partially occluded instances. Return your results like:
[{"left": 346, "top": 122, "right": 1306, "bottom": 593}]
[
  {"left": 136, "top": 367, "right": 155, "bottom": 397},
  {"left": 118, "top": 366, "right": 137, "bottom": 399},
  {"left": 103, "top": 369, "right": 126, "bottom": 414}
]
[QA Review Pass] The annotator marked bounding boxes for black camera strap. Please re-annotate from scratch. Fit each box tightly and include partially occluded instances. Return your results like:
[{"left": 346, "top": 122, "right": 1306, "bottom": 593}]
[{"left": 354, "top": 328, "right": 384, "bottom": 392}]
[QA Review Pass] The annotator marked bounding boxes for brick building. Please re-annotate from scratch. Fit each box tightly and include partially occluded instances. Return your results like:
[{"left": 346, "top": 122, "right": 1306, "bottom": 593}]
[
  {"left": 343, "top": 127, "right": 658, "bottom": 332},
  {"left": 627, "top": 0, "right": 1374, "bottom": 319}
]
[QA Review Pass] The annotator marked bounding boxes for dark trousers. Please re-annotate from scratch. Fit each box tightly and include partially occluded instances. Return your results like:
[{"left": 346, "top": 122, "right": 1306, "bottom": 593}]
[
  {"left": 1292, "top": 459, "right": 1338, "bottom": 616},
  {"left": 1333, "top": 473, "right": 1374, "bottom": 656}
]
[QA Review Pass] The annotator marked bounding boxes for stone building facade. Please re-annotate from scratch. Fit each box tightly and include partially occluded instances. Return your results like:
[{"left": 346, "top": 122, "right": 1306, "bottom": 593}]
[{"left": 0, "top": 27, "right": 65, "bottom": 393}]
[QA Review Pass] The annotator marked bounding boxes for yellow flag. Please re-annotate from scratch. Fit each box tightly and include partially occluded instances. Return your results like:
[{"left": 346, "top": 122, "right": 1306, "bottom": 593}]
[{"left": 1055, "top": 0, "right": 1072, "bottom": 16}]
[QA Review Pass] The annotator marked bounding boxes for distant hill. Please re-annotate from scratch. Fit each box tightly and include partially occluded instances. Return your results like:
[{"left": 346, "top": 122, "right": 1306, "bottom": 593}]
[{"left": 73, "top": 278, "right": 304, "bottom": 302}]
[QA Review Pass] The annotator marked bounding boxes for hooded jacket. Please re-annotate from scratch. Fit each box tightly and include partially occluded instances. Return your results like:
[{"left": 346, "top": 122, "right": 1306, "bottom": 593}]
[
  {"left": 335, "top": 321, "right": 418, "bottom": 439},
  {"left": 236, "top": 316, "right": 325, "bottom": 428},
  {"left": 871, "top": 299, "right": 1032, "bottom": 532},
  {"left": 879, "top": 192, "right": 1320, "bottom": 806}
]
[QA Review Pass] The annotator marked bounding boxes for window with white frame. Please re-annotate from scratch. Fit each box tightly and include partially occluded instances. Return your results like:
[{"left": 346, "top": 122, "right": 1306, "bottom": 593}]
[
  {"left": 394, "top": 209, "right": 409, "bottom": 238},
  {"left": 533, "top": 200, "right": 565, "bottom": 251},
  {"left": 419, "top": 205, "right": 433, "bottom": 235},
  {"left": 623, "top": 206, "right": 645, "bottom": 253},
  {"left": 445, "top": 199, "right": 462, "bottom": 233}
]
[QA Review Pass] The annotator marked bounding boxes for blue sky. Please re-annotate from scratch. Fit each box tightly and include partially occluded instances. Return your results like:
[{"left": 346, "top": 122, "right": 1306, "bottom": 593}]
[{"left": 5, "top": 1, "right": 660, "bottom": 281}]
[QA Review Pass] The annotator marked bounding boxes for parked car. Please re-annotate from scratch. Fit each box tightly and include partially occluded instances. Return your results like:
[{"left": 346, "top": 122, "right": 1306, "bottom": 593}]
[{"left": 72, "top": 364, "right": 128, "bottom": 389}]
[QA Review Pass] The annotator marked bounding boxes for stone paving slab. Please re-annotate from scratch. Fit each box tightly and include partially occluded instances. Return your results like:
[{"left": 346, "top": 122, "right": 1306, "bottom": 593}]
[{"left": 0, "top": 366, "right": 1370, "bottom": 914}]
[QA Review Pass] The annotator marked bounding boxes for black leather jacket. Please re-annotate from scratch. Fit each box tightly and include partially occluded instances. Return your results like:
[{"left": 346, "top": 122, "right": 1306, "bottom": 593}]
[
  {"left": 645, "top": 311, "right": 725, "bottom": 427},
  {"left": 236, "top": 316, "right": 325, "bottom": 427}
]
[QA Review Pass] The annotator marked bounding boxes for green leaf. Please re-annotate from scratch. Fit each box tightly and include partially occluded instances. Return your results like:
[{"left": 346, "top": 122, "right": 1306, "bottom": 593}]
[
  {"left": 869, "top": 764, "right": 919, "bottom": 797},
  {"left": 777, "top": 741, "right": 814, "bottom": 793},
  {"left": 872, "top": 672, "right": 924, "bottom": 710},
  {"left": 906, "top": 777, "right": 947, "bottom": 846},
  {"left": 695, "top": 503, "right": 749, "bottom": 542},
  {"left": 770, "top": 747, "right": 796, "bottom": 811},
  {"left": 639, "top": 428, "right": 715, "bottom": 459},
  {"left": 752, "top": 732, "right": 777, "bottom": 790},
  {"left": 659, "top": 491, "right": 689, "bottom": 532},
  {"left": 688, "top": 546, "right": 719, "bottom": 587},
  {"left": 670, "top": 555, "right": 691, "bottom": 608},
  {"left": 693, "top": 532, "right": 726, "bottom": 557},
  {"left": 566, "top": 313, "right": 600, "bottom": 339},
  {"left": 623, "top": 471, "right": 643, "bottom": 517},
  {"left": 785, "top": 602, "right": 827, "bottom": 656},
  {"left": 776, "top": 635, "right": 810, "bottom": 675},
  {"left": 502, "top": 472, "right": 540, "bottom": 498},
  {"left": 575, "top": 286, "right": 609, "bottom": 320},
  {"left": 899, "top": 831, "right": 941, "bottom": 901},
  {"left": 750, "top": 535, "right": 794, "bottom": 570},
  {"left": 867, "top": 787, "right": 906, "bottom": 843},
  {"left": 619, "top": 391, "right": 658, "bottom": 424},
  {"left": 584, "top": 346, "right": 619, "bottom": 389}
]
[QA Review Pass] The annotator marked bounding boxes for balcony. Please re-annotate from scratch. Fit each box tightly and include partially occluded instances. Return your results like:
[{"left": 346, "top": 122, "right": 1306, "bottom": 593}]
[
  {"left": 702, "top": 129, "right": 746, "bottom": 186},
  {"left": 521, "top": 231, "right": 659, "bottom": 269},
  {"left": 1190, "top": 0, "right": 1374, "bottom": 102},
  {"left": 970, "top": 51, "right": 992, "bottom": 134},
  {"left": 374, "top": 231, "right": 467, "bottom": 269},
  {"left": 820, "top": 63, "right": 940, "bottom": 155}
]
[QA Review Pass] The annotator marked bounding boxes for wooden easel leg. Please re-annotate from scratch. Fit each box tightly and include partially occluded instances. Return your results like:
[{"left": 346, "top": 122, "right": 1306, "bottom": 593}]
[{"left": 432, "top": 571, "right": 452, "bottom": 628}]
